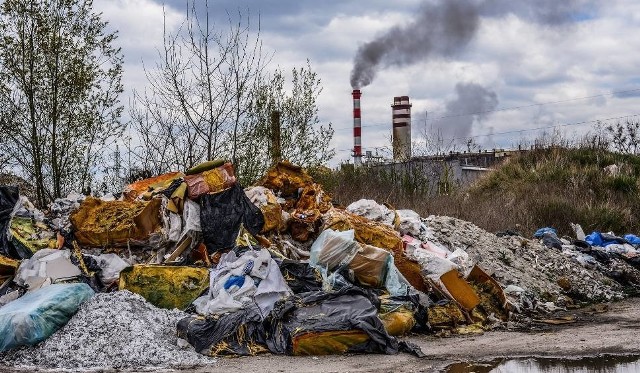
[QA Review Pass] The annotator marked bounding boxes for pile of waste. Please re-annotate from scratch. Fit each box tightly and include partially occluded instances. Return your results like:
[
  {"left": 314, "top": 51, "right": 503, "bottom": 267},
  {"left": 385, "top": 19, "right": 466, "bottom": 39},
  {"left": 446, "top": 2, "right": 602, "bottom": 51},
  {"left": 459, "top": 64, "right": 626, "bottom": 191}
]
[{"left": 0, "top": 160, "right": 639, "bottom": 369}]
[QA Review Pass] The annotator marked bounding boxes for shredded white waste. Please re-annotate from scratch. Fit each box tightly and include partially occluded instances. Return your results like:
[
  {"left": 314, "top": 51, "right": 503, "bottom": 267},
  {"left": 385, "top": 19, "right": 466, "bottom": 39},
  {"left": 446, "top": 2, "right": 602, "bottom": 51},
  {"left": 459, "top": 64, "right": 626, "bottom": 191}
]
[{"left": 0, "top": 290, "right": 215, "bottom": 370}]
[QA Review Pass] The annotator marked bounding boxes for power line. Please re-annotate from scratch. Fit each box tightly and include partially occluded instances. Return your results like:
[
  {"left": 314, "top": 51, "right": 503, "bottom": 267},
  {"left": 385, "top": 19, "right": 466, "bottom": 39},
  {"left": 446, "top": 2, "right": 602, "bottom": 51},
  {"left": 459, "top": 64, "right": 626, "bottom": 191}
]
[
  {"left": 333, "top": 113, "right": 640, "bottom": 154},
  {"left": 429, "top": 88, "right": 640, "bottom": 122},
  {"left": 333, "top": 87, "right": 640, "bottom": 132},
  {"left": 451, "top": 113, "right": 640, "bottom": 141}
]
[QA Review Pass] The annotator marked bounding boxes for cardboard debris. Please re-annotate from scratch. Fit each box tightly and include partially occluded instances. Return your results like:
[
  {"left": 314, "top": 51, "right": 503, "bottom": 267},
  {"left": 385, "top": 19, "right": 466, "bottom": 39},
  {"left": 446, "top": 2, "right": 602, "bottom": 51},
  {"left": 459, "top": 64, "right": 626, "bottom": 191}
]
[{"left": 439, "top": 269, "right": 481, "bottom": 312}]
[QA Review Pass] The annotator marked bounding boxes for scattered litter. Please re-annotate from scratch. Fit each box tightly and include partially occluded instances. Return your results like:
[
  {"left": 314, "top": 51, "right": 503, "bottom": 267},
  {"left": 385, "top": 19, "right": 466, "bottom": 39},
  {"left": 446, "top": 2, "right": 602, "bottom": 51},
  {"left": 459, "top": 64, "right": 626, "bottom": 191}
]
[{"left": 0, "top": 159, "right": 639, "bottom": 369}]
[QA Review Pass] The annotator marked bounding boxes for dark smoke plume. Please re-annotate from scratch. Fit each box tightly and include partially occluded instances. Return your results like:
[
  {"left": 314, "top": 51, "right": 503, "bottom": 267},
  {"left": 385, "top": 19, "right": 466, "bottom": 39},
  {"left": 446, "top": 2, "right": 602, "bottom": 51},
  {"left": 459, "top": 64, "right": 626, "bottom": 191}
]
[
  {"left": 431, "top": 82, "right": 499, "bottom": 139},
  {"left": 350, "top": 0, "right": 594, "bottom": 89}
]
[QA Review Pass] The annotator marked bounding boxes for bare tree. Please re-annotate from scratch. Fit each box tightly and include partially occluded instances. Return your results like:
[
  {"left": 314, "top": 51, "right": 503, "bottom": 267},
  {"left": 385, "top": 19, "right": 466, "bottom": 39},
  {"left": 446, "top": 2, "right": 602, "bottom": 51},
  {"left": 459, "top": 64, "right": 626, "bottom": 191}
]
[
  {"left": 0, "top": 0, "right": 124, "bottom": 206},
  {"left": 130, "top": 1, "right": 266, "bottom": 174}
]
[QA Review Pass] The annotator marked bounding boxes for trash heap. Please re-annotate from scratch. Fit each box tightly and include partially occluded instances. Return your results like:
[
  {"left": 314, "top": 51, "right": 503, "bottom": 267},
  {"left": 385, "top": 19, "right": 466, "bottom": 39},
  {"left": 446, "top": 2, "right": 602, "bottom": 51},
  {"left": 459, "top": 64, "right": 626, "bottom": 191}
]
[{"left": 0, "top": 160, "right": 638, "bottom": 369}]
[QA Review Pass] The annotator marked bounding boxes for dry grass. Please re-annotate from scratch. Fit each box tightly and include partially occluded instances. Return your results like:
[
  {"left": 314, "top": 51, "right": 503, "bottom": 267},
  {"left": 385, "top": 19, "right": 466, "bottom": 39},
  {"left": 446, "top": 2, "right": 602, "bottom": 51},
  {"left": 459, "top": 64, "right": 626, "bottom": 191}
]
[{"left": 315, "top": 146, "right": 640, "bottom": 237}]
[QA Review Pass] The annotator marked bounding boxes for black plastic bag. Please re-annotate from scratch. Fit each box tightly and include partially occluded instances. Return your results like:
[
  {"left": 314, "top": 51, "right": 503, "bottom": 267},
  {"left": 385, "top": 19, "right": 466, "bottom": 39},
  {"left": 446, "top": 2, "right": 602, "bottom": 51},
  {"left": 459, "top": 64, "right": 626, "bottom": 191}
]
[
  {"left": 200, "top": 184, "right": 264, "bottom": 253},
  {"left": 177, "top": 305, "right": 267, "bottom": 356},
  {"left": 177, "top": 287, "right": 424, "bottom": 357},
  {"left": 266, "top": 287, "right": 423, "bottom": 356},
  {"left": 277, "top": 259, "right": 323, "bottom": 293},
  {"left": 0, "top": 186, "right": 19, "bottom": 258}
]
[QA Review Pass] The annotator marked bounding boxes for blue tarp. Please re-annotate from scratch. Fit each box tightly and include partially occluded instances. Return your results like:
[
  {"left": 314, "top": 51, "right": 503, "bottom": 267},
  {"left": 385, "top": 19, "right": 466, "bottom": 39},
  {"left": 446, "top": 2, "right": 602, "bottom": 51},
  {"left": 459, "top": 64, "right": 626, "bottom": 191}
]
[
  {"left": 585, "top": 232, "right": 627, "bottom": 247},
  {"left": 624, "top": 234, "right": 640, "bottom": 246},
  {"left": 0, "top": 283, "right": 94, "bottom": 351}
]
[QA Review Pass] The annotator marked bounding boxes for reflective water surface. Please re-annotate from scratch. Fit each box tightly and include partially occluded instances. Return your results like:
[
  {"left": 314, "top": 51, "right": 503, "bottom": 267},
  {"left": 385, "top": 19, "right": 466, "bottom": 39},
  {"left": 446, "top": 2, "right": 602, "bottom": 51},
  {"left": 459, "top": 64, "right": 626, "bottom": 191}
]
[{"left": 446, "top": 355, "right": 640, "bottom": 373}]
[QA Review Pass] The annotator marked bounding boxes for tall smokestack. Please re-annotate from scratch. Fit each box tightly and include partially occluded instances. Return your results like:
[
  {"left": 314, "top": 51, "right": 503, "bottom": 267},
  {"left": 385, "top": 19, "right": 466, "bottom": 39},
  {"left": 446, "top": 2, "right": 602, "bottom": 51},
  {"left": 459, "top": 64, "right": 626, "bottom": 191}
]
[
  {"left": 392, "top": 96, "right": 412, "bottom": 161},
  {"left": 352, "top": 89, "right": 362, "bottom": 165}
]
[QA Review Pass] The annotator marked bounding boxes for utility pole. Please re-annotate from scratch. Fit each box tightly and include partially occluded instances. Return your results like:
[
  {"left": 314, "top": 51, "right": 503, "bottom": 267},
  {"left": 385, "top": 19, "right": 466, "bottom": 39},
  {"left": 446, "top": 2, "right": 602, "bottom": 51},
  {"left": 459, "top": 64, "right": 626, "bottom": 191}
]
[{"left": 270, "top": 110, "right": 282, "bottom": 164}]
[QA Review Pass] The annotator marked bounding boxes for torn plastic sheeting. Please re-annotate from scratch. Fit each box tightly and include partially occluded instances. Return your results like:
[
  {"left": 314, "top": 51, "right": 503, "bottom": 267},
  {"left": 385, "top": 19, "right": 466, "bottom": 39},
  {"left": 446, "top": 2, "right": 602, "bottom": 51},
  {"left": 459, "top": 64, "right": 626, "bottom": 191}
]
[
  {"left": 323, "top": 209, "right": 429, "bottom": 293},
  {"left": 194, "top": 248, "right": 292, "bottom": 318},
  {"left": 119, "top": 265, "right": 209, "bottom": 310},
  {"left": 70, "top": 197, "right": 162, "bottom": 247},
  {"left": 267, "top": 288, "right": 423, "bottom": 356},
  {"left": 346, "top": 199, "right": 396, "bottom": 228},
  {"left": 0, "top": 186, "right": 20, "bottom": 258},
  {"left": 310, "top": 229, "right": 359, "bottom": 271},
  {"left": 349, "top": 244, "right": 391, "bottom": 288},
  {"left": 624, "top": 234, "right": 640, "bottom": 246},
  {"left": 584, "top": 231, "right": 627, "bottom": 247},
  {"left": 178, "top": 288, "right": 424, "bottom": 357},
  {"left": 309, "top": 229, "right": 400, "bottom": 292},
  {"left": 0, "top": 283, "right": 94, "bottom": 351},
  {"left": 177, "top": 305, "right": 268, "bottom": 356},
  {"left": 309, "top": 229, "right": 360, "bottom": 291},
  {"left": 245, "top": 186, "right": 283, "bottom": 233},
  {"left": 14, "top": 249, "right": 82, "bottom": 290},
  {"left": 87, "top": 253, "right": 130, "bottom": 284},
  {"left": 396, "top": 209, "right": 423, "bottom": 236},
  {"left": 200, "top": 184, "right": 264, "bottom": 253},
  {"left": 277, "top": 259, "right": 323, "bottom": 293}
]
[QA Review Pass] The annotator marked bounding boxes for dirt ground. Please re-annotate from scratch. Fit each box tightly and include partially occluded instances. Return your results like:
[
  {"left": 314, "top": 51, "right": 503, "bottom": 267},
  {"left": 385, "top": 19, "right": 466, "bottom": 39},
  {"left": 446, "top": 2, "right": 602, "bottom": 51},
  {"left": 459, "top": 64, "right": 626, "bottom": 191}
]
[{"left": 4, "top": 298, "right": 640, "bottom": 373}]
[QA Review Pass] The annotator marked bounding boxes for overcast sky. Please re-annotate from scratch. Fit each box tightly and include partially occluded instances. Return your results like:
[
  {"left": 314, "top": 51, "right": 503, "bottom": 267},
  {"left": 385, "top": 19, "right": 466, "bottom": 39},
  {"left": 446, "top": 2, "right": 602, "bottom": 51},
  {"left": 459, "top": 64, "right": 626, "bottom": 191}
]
[{"left": 94, "top": 0, "right": 640, "bottom": 164}]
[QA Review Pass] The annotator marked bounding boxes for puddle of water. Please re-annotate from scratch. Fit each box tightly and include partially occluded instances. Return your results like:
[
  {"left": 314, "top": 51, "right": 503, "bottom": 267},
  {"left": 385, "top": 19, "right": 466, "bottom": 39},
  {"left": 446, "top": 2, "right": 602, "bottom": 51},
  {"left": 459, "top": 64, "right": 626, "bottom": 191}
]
[{"left": 446, "top": 355, "right": 640, "bottom": 373}]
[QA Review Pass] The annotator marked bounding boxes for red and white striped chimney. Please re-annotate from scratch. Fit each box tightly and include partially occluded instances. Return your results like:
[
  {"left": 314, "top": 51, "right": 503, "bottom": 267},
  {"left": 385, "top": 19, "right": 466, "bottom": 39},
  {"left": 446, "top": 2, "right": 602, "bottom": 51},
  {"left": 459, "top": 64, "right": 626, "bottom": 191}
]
[{"left": 352, "top": 89, "right": 362, "bottom": 165}]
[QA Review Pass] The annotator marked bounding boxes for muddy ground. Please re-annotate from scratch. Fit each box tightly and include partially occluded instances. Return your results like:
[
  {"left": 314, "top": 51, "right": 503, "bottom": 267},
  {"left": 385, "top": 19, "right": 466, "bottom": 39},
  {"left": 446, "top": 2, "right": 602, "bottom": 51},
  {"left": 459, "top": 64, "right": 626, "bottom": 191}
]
[{"left": 3, "top": 297, "right": 639, "bottom": 373}]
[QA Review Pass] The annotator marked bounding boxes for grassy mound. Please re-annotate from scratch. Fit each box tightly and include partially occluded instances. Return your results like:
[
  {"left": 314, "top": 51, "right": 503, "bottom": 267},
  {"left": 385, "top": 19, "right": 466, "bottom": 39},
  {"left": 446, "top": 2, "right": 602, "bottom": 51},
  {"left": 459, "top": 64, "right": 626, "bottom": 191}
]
[{"left": 316, "top": 147, "right": 640, "bottom": 237}]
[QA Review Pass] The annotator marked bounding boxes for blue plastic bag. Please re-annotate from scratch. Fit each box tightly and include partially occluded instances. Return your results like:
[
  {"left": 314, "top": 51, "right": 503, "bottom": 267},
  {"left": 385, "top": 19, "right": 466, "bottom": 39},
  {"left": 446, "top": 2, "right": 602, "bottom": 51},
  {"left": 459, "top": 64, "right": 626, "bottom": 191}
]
[
  {"left": 533, "top": 227, "right": 557, "bottom": 239},
  {"left": 624, "top": 234, "right": 640, "bottom": 246},
  {"left": 0, "top": 283, "right": 94, "bottom": 351}
]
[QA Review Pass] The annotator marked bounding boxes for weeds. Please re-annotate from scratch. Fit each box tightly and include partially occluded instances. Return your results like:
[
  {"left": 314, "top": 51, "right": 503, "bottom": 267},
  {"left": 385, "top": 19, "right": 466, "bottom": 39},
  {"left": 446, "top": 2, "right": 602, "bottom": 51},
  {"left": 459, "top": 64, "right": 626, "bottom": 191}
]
[{"left": 318, "top": 144, "right": 640, "bottom": 237}]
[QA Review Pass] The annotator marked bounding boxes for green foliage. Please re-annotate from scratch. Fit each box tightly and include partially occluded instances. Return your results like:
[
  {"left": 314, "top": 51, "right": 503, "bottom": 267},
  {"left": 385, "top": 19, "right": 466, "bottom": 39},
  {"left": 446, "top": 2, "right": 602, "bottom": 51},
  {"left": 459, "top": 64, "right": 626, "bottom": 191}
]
[
  {"left": 236, "top": 61, "right": 334, "bottom": 184},
  {"left": 0, "top": 0, "right": 123, "bottom": 205}
]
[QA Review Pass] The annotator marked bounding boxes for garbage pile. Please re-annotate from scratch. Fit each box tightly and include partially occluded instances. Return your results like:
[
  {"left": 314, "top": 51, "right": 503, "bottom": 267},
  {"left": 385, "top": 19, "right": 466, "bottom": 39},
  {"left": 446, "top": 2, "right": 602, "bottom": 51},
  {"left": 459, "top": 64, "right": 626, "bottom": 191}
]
[{"left": 0, "top": 160, "right": 638, "bottom": 369}]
